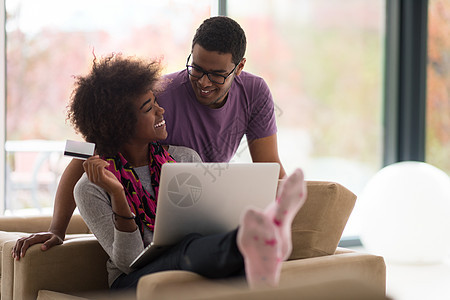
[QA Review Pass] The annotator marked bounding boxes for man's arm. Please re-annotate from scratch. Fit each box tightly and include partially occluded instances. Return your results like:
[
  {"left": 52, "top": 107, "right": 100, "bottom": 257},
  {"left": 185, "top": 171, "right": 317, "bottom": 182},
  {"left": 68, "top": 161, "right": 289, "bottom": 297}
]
[
  {"left": 12, "top": 159, "right": 84, "bottom": 259},
  {"left": 247, "top": 133, "right": 286, "bottom": 179},
  {"left": 49, "top": 158, "right": 85, "bottom": 238}
]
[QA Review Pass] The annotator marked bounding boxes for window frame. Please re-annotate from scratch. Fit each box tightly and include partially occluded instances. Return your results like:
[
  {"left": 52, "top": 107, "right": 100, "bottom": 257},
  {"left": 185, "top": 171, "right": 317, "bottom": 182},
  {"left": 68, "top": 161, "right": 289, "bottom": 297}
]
[
  {"left": 383, "top": 0, "right": 428, "bottom": 165},
  {"left": 1, "top": 2, "right": 5, "bottom": 212}
]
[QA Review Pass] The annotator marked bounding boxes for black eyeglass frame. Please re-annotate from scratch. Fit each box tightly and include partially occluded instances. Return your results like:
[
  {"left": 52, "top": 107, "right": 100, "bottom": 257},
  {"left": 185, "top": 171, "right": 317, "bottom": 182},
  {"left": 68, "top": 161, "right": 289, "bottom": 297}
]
[{"left": 185, "top": 53, "right": 239, "bottom": 84}]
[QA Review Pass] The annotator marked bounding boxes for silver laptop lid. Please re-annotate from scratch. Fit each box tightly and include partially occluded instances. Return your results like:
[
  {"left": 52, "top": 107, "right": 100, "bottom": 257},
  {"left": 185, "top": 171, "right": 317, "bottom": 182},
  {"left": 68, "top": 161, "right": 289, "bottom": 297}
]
[{"left": 152, "top": 162, "right": 280, "bottom": 246}]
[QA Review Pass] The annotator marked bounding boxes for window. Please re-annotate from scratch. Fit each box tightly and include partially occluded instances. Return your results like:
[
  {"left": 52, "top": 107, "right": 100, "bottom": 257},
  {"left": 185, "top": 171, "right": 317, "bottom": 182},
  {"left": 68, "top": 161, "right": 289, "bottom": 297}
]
[
  {"left": 4, "top": 0, "right": 212, "bottom": 213},
  {"left": 426, "top": 0, "right": 450, "bottom": 174},
  {"left": 227, "top": 0, "right": 385, "bottom": 237},
  {"left": 3, "top": 1, "right": 388, "bottom": 239}
]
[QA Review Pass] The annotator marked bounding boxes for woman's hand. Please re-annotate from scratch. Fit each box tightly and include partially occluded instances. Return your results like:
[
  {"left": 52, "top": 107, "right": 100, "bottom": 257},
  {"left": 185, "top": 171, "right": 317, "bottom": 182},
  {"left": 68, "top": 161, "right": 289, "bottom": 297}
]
[
  {"left": 83, "top": 156, "right": 137, "bottom": 232},
  {"left": 83, "top": 156, "right": 123, "bottom": 197}
]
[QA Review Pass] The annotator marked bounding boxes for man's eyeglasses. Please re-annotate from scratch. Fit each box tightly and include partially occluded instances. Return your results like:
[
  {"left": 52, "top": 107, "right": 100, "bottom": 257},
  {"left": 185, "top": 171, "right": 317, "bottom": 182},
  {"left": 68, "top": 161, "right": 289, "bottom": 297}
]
[{"left": 186, "top": 54, "right": 238, "bottom": 85}]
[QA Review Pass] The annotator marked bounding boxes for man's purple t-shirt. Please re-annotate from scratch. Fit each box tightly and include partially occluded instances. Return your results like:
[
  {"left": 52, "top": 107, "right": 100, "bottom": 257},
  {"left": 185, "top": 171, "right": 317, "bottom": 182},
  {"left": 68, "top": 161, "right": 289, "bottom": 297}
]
[{"left": 158, "top": 70, "right": 277, "bottom": 162}]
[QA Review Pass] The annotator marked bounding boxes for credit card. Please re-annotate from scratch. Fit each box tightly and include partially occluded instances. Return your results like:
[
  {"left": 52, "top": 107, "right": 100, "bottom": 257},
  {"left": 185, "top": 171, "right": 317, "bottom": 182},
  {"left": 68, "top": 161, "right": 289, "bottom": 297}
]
[{"left": 64, "top": 140, "right": 95, "bottom": 160}]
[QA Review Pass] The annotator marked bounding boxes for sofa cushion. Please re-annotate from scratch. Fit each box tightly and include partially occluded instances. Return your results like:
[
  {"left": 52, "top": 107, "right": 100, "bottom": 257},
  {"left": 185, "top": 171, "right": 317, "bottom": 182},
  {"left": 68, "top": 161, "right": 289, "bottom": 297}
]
[
  {"left": 37, "top": 290, "right": 89, "bottom": 300},
  {"left": 288, "top": 181, "right": 356, "bottom": 260}
]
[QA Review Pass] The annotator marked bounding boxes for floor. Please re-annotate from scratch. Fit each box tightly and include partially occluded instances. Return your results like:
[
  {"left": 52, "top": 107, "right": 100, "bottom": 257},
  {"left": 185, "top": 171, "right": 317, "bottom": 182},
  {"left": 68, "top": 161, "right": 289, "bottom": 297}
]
[
  {"left": 386, "top": 260, "right": 450, "bottom": 300},
  {"left": 350, "top": 246, "right": 450, "bottom": 300}
]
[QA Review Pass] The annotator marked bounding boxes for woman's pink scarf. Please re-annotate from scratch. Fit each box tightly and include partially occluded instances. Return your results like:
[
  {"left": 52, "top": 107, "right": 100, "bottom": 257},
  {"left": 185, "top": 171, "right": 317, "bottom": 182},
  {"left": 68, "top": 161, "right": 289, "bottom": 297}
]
[{"left": 103, "top": 142, "right": 176, "bottom": 235}]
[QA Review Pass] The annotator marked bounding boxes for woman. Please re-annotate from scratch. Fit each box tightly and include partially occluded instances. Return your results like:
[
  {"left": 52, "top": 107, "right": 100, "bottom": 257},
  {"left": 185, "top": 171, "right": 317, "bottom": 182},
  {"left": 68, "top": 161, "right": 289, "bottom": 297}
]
[{"left": 68, "top": 53, "right": 306, "bottom": 290}]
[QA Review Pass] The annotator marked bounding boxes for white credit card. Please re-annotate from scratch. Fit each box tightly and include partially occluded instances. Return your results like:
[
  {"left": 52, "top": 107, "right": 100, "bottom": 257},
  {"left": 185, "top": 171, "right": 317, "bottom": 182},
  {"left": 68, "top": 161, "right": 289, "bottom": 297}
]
[{"left": 64, "top": 140, "right": 95, "bottom": 160}]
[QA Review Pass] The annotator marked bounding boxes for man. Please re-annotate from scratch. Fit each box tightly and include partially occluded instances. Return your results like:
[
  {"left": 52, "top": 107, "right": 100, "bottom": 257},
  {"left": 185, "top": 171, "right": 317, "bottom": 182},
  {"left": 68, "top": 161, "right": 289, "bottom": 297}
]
[
  {"left": 161, "top": 16, "right": 284, "bottom": 168},
  {"left": 13, "top": 16, "right": 286, "bottom": 258}
]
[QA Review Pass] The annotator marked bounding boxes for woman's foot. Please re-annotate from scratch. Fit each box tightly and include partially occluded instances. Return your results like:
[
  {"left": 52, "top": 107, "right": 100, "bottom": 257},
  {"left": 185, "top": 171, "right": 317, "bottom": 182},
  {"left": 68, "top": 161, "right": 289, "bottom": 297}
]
[
  {"left": 237, "top": 169, "right": 307, "bottom": 289},
  {"left": 237, "top": 208, "right": 282, "bottom": 289},
  {"left": 265, "top": 168, "right": 307, "bottom": 260}
]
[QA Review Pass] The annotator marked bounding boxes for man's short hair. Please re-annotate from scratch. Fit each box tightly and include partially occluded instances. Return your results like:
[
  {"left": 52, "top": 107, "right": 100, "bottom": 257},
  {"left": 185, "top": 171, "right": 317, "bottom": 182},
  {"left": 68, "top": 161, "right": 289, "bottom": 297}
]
[{"left": 192, "top": 16, "right": 246, "bottom": 65}]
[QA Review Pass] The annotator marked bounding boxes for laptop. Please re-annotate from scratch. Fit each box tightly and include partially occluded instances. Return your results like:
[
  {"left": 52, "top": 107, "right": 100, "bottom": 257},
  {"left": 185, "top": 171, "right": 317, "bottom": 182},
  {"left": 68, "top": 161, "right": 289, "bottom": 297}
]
[{"left": 129, "top": 162, "right": 280, "bottom": 269}]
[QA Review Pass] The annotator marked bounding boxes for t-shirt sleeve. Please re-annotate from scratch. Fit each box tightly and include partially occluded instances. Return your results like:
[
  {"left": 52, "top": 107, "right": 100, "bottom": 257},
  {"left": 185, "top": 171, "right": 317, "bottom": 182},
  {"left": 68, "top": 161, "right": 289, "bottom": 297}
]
[
  {"left": 245, "top": 78, "right": 278, "bottom": 141},
  {"left": 167, "top": 145, "right": 203, "bottom": 163}
]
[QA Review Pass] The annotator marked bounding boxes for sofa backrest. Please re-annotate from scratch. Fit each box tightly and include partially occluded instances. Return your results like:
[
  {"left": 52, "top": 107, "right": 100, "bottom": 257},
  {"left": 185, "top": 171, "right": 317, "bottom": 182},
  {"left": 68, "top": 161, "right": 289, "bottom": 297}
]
[{"left": 0, "top": 213, "right": 90, "bottom": 234}]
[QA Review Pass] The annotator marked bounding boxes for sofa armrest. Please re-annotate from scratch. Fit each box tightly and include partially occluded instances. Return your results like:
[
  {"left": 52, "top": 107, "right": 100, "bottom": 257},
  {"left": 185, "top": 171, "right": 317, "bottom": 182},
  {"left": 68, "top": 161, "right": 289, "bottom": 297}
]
[
  {"left": 136, "top": 251, "right": 386, "bottom": 300},
  {"left": 2, "top": 236, "right": 108, "bottom": 300},
  {"left": 280, "top": 251, "right": 386, "bottom": 294}
]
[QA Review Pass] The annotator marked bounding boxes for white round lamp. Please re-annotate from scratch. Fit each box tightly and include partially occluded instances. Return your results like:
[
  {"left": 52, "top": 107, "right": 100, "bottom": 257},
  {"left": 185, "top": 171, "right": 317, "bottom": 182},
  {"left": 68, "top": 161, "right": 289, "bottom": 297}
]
[{"left": 360, "top": 161, "right": 450, "bottom": 264}]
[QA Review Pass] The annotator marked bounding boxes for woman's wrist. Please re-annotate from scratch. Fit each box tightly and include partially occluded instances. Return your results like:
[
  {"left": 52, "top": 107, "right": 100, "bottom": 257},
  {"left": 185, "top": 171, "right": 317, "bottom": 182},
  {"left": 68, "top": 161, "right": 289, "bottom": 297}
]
[
  {"left": 110, "top": 188, "right": 134, "bottom": 219},
  {"left": 112, "top": 211, "right": 136, "bottom": 220},
  {"left": 111, "top": 210, "right": 138, "bottom": 232},
  {"left": 108, "top": 187, "right": 126, "bottom": 199}
]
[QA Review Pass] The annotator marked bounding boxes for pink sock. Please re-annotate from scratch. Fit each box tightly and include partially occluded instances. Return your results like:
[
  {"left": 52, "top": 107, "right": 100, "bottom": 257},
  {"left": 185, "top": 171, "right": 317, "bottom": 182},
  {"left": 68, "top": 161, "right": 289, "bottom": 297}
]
[
  {"left": 237, "top": 208, "right": 282, "bottom": 289},
  {"left": 265, "top": 168, "right": 307, "bottom": 260}
]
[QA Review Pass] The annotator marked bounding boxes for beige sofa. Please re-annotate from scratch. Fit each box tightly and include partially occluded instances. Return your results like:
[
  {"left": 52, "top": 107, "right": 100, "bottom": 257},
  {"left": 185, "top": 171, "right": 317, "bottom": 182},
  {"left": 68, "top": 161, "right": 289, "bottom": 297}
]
[{"left": 0, "top": 181, "right": 387, "bottom": 300}]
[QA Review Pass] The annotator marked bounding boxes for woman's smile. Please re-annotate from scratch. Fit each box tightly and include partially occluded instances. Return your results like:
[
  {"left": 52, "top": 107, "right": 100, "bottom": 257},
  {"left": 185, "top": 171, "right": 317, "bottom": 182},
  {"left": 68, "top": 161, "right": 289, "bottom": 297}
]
[{"left": 154, "top": 119, "right": 166, "bottom": 128}]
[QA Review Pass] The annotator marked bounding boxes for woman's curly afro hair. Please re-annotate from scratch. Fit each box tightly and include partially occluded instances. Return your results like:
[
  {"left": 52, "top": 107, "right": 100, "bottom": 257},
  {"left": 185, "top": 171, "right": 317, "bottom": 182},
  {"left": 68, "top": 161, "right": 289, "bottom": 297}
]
[{"left": 67, "top": 54, "right": 162, "bottom": 156}]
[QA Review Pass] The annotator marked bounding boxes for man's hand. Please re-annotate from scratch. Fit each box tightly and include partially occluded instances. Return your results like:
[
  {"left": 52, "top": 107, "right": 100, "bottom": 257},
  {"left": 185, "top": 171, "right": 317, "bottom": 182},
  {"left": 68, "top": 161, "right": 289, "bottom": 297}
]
[{"left": 12, "top": 232, "right": 64, "bottom": 260}]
